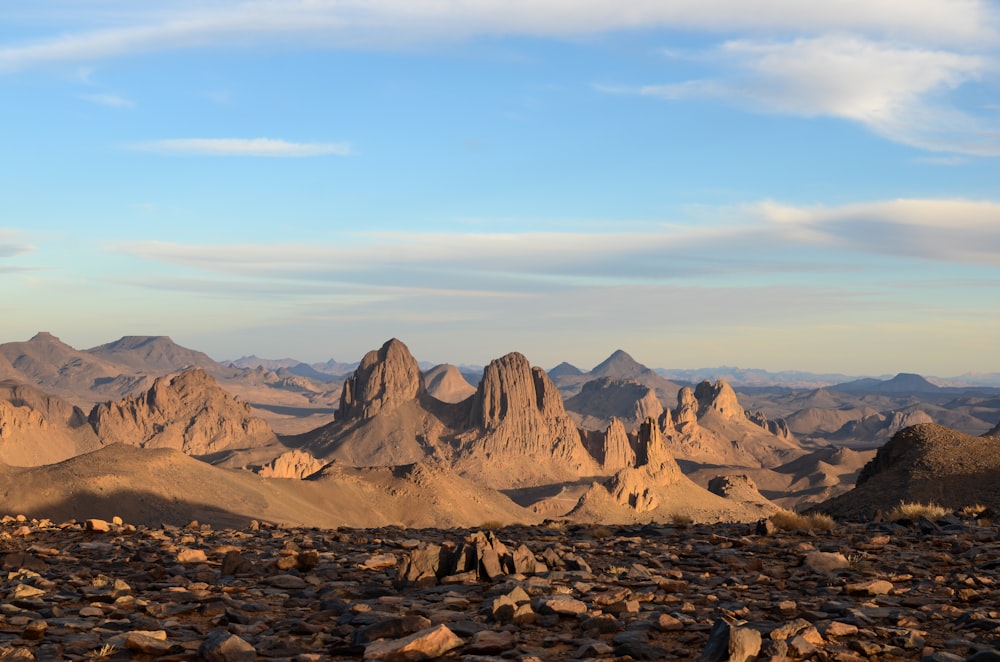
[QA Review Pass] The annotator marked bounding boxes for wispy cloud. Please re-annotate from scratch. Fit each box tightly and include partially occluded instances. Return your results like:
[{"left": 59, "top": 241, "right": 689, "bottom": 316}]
[
  {"left": 630, "top": 35, "right": 998, "bottom": 155},
  {"left": 1, "top": 0, "right": 995, "bottom": 74},
  {"left": 110, "top": 197, "right": 1000, "bottom": 300},
  {"left": 81, "top": 92, "right": 135, "bottom": 108},
  {"left": 127, "top": 138, "right": 351, "bottom": 157}
]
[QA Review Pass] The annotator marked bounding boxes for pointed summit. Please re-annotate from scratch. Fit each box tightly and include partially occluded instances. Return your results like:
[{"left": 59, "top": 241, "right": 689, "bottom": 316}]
[
  {"left": 591, "top": 349, "right": 653, "bottom": 379},
  {"left": 338, "top": 338, "right": 425, "bottom": 421}
]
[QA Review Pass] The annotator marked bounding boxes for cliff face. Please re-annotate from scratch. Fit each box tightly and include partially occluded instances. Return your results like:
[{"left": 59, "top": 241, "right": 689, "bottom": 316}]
[
  {"left": 89, "top": 368, "right": 276, "bottom": 455},
  {"left": 338, "top": 339, "right": 425, "bottom": 421},
  {"left": 457, "top": 352, "right": 600, "bottom": 487},
  {"left": 0, "top": 381, "right": 102, "bottom": 466}
]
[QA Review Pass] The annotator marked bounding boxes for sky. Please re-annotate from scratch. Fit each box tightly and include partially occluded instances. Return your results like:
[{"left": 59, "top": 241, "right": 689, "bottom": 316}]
[{"left": 2, "top": 1, "right": 999, "bottom": 376}]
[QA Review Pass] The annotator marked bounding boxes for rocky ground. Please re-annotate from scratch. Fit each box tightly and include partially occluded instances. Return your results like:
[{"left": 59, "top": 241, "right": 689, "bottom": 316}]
[{"left": 2, "top": 514, "right": 1000, "bottom": 661}]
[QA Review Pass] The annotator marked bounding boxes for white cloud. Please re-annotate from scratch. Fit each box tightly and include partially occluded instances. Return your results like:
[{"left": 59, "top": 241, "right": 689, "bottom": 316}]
[
  {"left": 637, "top": 35, "right": 997, "bottom": 155},
  {"left": 127, "top": 138, "right": 351, "bottom": 157},
  {"left": 111, "top": 197, "right": 1000, "bottom": 299},
  {"left": 81, "top": 92, "right": 135, "bottom": 108},
  {"left": 757, "top": 198, "right": 1000, "bottom": 264},
  {"left": 1, "top": 0, "right": 995, "bottom": 73}
]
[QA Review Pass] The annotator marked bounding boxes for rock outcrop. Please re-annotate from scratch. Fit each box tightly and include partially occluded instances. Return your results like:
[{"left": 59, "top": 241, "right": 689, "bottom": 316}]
[
  {"left": 818, "top": 423, "right": 1000, "bottom": 519},
  {"left": 830, "top": 409, "right": 933, "bottom": 444},
  {"left": 664, "top": 380, "right": 801, "bottom": 467},
  {"left": 89, "top": 369, "right": 277, "bottom": 455},
  {"left": 456, "top": 352, "right": 600, "bottom": 488},
  {"left": 338, "top": 339, "right": 425, "bottom": 420},
  {"left": 597, "top": 418, "right": 636, "bottom": 473},
  {"left": 564, "top": 378, "right": 665, "bottom": 432},
  {"left": 0, "top": 381, "right": 102, "bottom": 466},
  {"left": 251, "top": 449, "right": 326, "bottom": 479}
]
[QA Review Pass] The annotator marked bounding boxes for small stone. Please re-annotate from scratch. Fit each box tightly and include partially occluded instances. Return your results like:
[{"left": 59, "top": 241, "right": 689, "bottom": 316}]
[
  {"left": 177, "top": 548, "right": 208, "bottom": 564},
  {"left": 85, "top": 519, "right": 111, "bottom": 533},
  {"left": 363, "top": 624, "right": 463, "bottom": 661},
  {"left": 845, "top": 579, "right": 893, "bottom": 596},
  {"left": 657, "top": 613, "right": 684, "bottom": 631},
  {"left": 804, "top": 551, "right": 849, "bottom": 573},
  {"left": 466, "top": 630, "right": 514, "bottom": 654},
  {"left": 534, "top": 596, "right": 587, "bottom": 616},
  {"left": 699, "top": 619, "right": 762, "bottom": 662},
  {"left": 198, "top": 630, "right": 257, "bottom": 661}
]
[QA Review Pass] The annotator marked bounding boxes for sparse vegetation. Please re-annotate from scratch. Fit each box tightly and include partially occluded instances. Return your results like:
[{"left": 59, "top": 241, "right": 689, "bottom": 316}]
[
  {"left": 885, "top": 501, "right": 950, "bottom": 522},
  {"left": 589, "top": 525, "right": 614, "bottom": 539},
  {"left": 846, "top": 551, "right": 870, "bottom": 569},
  {"left": 478, "top": 520, "right": 504, "bottom": 531},
  {"left": 86, "top": 644, "right": 117, "bottom": 660},
  {"left": 960, "top": 503, "right": 988, "bottom": 518},
  {"left": 769, "top": 510, "right": 835, "bottom": 532},
  {"left": 670, "top": 513, "right": 694, "bottom": 526}
]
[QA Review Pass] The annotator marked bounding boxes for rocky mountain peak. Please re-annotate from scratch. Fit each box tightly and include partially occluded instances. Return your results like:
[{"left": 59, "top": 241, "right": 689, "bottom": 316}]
[
  {"left": 591, "top": 349, "right": 651, "bottom": 379},
  {"left": 338, "top": 338, "right": 425, "bottom": 421},
  {"left": 599, "top": 417, "right": 635, "bottom": 472},
  {"left": 694, "top": 379, "right": 742, "bottom": 419},
  {"left": 456, "top": 352, "right": 599, "bottom": 487},
  {"left": 89, "top": 368, "right": 276, "bottom": 455},
  {"left": 469, "top": 352, "right": 568, "bottom": 430}
]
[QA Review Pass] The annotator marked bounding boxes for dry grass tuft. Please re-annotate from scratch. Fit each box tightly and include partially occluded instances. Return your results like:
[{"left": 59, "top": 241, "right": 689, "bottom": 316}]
[
  {"left": 478, "top": 520, "right": 504, "bottom": 531},
  {"left": 589, "top": 525, "right": 614, "bottom": 539},
  {"left": 885, "top": 501, "right": 949, "bottom": 522},
  {"left": 959, "top": 503, "right": 988, "bottom": 518},
  {"left": 670, "top": 513, "right": 694, "bottom": 526},
  {"left": 769, "top": 510, "right": 835, "bottom": 532}
]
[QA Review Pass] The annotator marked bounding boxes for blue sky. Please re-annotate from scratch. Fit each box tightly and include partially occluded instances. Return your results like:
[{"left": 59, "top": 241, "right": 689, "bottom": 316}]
[{"left": 2, "top": 1, "right": 999, "bottom": 376}]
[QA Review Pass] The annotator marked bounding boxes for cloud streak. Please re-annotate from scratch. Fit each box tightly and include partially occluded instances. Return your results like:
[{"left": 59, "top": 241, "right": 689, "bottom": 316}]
[
  {"left": 111, "top": 198, "right": 1000, "bottom": 298},
  {"left": 127, "top": 138, "right": 351, "bottom": 157},
  {"left": 81, "top": 93, "right": 135, "bottom": 108},
  {"left": 1, "top": 0, "right": 995, "bottom": 73},
  {"left": 632, "top": 35, "right": 998, "bottom": 155}
]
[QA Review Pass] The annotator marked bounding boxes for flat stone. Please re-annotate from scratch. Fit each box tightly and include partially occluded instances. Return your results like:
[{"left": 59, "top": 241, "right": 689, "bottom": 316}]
[{"left": 363, "top": 624, "right": 463, "bottom": 661}]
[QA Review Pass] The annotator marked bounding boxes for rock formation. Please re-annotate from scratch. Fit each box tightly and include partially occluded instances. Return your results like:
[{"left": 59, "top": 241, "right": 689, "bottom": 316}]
[
  {"left": 596, "top": 418, "right": 635, "bottom": 472},
  {"left": 818, "top": 423, "right": 1000, "bottom": 519},
  {"left": 0, "top": 381, "right": 102, "bottom": 466},
  {"left": 338, "top": 338, "right": 425, "bottom": 420},
  {"left": 89, "top": 368, "right": 277, "bottom": 455},
  {"left": 564, "top": 378, "right": 665, "bottom": 432},
  {"left": 456, "top": 352, "right": 600, "bottom": 488},
  {"left": 251, "top": 449, "right": 326, "bottom": 479},
  {"left": 664, "top": 380, "right": 801, "bottom": 467},
  {"left": 830, "top": 409, "right": 933, "bottom": 443}
]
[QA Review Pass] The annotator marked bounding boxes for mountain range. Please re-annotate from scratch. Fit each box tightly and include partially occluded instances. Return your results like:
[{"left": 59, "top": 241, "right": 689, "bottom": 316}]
[{"left": 1, "top": 331, "right": 999, "bottom": 529}]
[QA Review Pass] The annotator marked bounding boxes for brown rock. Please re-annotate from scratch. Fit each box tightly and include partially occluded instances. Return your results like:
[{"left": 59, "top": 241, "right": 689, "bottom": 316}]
[
  {"left": 362, "top": 624, "right": 463, "bottom": 661},
  {"left": 339, "top": 339, "right": 425, "bottom": 420}
]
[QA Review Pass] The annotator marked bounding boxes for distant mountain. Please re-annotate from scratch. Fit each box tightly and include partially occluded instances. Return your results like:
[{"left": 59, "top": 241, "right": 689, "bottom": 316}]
[
  {"left": 550, "top": 349, "right": 684, "bottom": 402},
  {"left": 228, "top": 355, "right": 303, "bottom": 370},
  {"left": 423, "top": 364, "right": 476, "bottom": 404},
  {"left": 548, "top": 362, "right": 583, "bottom": 378},
  {"left": 228, "top": 355, "right": 357, "bottom": 380},
  {"left": 657, "top": 366, "right": 864, "bottom": 389},
  {"left": 591, "top": 349, "right": 656, "bottom": 380},
  {"left": 87, "top": 335, "right": 222, "bottom": 374},
  {"left": 832, "top": 372, "right": 941, "bottom": 394}
]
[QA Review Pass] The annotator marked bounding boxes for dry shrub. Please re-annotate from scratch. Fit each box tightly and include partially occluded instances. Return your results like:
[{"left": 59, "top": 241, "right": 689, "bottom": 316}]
[
  {"left": 589, "top": 525, "right": 614, "bottom": 539},
  {"left": 670, "top": 513, "right": 694, "bottom": 526},
  {"left": 769, "top": 510, "right": 835, "bottom": 532},
  {"left": 885, "top": 501, "right": 949, "bottom": 522},
  {"left": 960, "top": 503, "right": 987, "bottom": 518},
  {"left": 478, "top": 520, "right": 504, "bottom": 531}
]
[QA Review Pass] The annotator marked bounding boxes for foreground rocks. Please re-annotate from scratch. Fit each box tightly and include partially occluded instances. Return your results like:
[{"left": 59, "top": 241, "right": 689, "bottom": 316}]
[{"left": 1, "top": 514, "right": 1000, "bottom": 660}]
